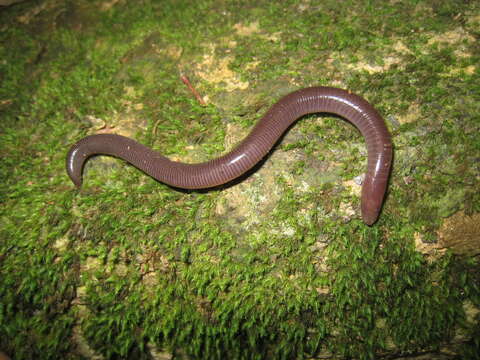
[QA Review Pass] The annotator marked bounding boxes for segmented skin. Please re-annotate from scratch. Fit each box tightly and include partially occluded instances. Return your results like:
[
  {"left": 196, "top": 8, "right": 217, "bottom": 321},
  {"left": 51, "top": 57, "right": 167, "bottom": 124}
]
[{"left": 66, "top": 87, "right": 392, "bottom": 225}]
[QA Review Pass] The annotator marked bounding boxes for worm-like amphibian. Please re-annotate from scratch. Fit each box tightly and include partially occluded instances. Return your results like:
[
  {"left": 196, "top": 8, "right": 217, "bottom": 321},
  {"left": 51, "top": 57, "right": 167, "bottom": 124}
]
[{"left": 66, "top": 87, "right": 392, "bottom": 225}]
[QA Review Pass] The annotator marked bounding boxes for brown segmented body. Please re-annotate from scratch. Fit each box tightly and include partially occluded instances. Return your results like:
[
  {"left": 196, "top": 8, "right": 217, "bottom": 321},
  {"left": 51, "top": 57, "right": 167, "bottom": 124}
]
[{"left": 66, "top": 87, "right": 392, "bottom": 225}]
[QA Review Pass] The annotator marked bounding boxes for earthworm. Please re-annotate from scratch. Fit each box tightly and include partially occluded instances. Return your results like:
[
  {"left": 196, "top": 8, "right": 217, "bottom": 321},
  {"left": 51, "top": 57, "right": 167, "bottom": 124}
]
[{"left": 66, "top": 87, "right": 392, "bottom": 225}]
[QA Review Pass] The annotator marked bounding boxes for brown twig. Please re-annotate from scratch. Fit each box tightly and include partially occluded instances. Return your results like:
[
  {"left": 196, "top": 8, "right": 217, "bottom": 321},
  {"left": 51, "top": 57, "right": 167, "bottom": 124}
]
[{"left": 180, "top": 73, "right": 206, "bottom": 106}]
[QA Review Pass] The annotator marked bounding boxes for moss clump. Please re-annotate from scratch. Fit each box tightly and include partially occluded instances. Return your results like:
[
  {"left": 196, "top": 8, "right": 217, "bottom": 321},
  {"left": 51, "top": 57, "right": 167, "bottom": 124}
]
[{"left": 1, "top": 0, "right": 479, "bottom": 359}]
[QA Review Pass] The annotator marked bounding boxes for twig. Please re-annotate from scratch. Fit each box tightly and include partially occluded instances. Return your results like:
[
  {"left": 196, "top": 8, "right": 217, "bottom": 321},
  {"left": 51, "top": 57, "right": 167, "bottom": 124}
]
[{"left": 180, "top": 73, "right": 206, "bottom": 106}]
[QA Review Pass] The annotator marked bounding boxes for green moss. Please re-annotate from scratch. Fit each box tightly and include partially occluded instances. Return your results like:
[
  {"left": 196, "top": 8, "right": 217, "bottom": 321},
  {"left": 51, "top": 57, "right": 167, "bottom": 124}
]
[{"left": 1, "top": 0, "right": 479, "bottom": 359}]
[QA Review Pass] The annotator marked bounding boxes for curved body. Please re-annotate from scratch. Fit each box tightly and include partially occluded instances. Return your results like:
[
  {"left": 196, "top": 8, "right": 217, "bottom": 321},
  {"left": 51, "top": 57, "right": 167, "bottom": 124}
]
[{"left": 66, "top": 87, "right": 392, "bottom": 225}]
